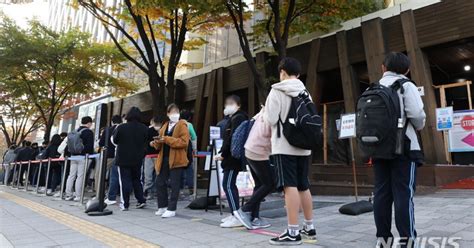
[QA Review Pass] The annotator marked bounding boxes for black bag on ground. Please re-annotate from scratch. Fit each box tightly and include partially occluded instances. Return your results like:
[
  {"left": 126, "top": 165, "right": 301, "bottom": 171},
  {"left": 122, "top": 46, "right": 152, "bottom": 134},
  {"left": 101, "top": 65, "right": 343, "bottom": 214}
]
[
  {"left": 187, "top": 196, "right": 216, "bottom": 210},
  {"left": 339, "top": 200, "right": 373, "bottom": 216},
  {"left": 356, "top": 79, "right": 411, "bottom": 160},
  {"left": 278, "top": 91, "right": 322, "bottom": 150}
]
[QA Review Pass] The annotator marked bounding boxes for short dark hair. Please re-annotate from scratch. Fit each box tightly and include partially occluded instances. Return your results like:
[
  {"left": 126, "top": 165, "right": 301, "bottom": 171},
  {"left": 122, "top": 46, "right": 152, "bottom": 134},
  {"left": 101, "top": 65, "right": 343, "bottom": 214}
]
[
  {"left": 60, "top": 132, "right": 68, "bottom": 138},
  {"left": 225, "top": 95, "right": 241, "bottom": 106},
  {"left": 125, "top": 107, "right": 142, "bottom": 122},
  {"left": 81, "top": 116, "right": 93, "bottom": 125},
  {"left": 152, "top": 115, "right": 166, "bottom": 124},
  {"left": 180, "top": 109, "right": 193, "bottom": 121},
  {"left": 24, "top": 141, "right": 31, "bottom": 147},
  {"left": 278, "top": 57, "right": 301, "bottom": 76},
  {"left": 383, "top": 52, "right": 410, "bottom": 74},
  {"left": 111, "top": 115, "right": 122, "bottom": 124},
  {"left": 167, "top": 103, "right": 180, "bottom": 113},
  {"left": 9, "top": 144, "right": 17, "bottom": 149}
]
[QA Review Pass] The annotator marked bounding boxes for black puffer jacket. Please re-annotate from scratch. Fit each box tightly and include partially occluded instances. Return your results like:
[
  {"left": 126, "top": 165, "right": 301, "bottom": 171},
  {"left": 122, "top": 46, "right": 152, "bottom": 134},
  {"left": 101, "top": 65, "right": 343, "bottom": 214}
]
[{"left": 220, "top": 110, "right": 248, "bottom": 171}]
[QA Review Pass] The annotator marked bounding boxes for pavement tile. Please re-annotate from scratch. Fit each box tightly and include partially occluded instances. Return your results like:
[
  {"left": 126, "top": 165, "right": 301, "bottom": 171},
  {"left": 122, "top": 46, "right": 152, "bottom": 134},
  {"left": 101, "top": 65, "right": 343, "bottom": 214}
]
[{"left": 3, "top": 186, "right": 474, "bottom": 248}]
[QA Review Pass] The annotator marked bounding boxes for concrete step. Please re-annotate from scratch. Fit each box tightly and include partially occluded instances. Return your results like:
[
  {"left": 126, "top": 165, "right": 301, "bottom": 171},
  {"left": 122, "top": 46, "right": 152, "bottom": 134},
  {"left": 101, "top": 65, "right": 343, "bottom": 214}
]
[
  {"left": 310, "top": 181, "right": 373, "bottom": 196},
  {"left": 312, "top": 172, "right": 370, "bottom": 183}
]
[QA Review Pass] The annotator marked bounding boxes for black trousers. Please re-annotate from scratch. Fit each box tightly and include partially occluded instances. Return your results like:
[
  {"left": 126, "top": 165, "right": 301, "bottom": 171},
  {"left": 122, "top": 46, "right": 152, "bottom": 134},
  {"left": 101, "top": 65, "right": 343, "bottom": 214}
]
[
  {"left": 222, "top": 169, "right": 239, "bottom": 213},
  {"left": 373, "top": 157, "right": 417, "bottom": 247},
  {"left": 242, "top": 159, "right": 276, "bottom": 219},
  {"left": 156, "top": 158, "right": 183, "bottom": 211},
  {"left": 47, "top": 163, "right": 62, "bottom": 191},
  {"left": 117, "top": 165, "right": 146, "bottom": 209}
]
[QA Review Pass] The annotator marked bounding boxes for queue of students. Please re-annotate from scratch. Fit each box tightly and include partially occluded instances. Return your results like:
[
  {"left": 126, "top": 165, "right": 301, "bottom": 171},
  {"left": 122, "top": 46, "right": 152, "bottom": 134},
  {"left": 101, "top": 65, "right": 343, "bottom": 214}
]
[{"left": 1, "top": 53, "right": 425, "bottom": 247}]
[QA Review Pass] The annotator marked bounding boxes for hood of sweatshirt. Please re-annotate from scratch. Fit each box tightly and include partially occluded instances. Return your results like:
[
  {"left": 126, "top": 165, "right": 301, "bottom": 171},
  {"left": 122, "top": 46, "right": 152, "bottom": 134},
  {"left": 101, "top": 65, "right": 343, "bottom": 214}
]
[{"left": 271, "top": 78, "right": 306, "bottom": 97}]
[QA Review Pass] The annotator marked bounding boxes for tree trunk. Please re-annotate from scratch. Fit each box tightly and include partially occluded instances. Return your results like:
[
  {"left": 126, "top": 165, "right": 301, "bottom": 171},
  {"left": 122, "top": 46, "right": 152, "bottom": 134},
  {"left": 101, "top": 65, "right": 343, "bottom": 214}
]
[
  {"left": 148, "top": 69, "right": 166, "bottom": 116},
  {"left": 43, "top": 124, "right": 52, "bottom": 143},
  {"left": 166, "top": 67, "right": 176, "bottom": 105}
]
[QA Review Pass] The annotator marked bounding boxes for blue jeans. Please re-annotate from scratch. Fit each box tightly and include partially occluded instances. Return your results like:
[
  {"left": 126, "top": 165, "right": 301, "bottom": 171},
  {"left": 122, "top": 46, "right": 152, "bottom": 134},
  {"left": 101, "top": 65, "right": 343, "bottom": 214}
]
[{"left": 107, "top": 164, "right": 119, "bottom": 201}]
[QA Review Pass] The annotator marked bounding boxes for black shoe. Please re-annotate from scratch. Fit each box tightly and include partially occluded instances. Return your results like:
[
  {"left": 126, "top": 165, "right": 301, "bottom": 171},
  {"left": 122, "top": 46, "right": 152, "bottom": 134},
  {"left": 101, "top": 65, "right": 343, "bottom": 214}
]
[
  {"left": 300, "top": 228, "right": 317, "bottom": 240},
  {"left": 269, "top": 230, "right": 302, "bottom": 246},
  {"left": 135, "top": 202, "right": 146, "bottom": 209}
]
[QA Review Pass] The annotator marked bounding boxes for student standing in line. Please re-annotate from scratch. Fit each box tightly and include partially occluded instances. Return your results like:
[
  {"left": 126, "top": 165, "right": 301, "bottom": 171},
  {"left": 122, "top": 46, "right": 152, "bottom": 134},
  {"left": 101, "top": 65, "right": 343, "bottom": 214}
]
[
  {"left": 2, "top": 144, "right": 17, "bottom": 185},
  {"left": 180, "top": 109, "right": 197, "bottom": 196},
  {"left": 98, "top": 115, "right": 122, "bottom": 205},
  {"left": 65, "top": 116, "right": 94, "bottom": 201},
  {"left": 43, "top": 134, "right": 62, "bottom": 195},
  {"left": 216, "top": 95, "right": 248, "bottom": 228},
  {"left": 55, "top": 132, "right": 69, "bottom": 198},
  {"left": 151, "top": 104, "right": 190, "bottom": 218},
  {"left": 264, "top": 57, "right": 316, "bottom": 245},
  {"left": 112, "top": 107, "right": 148, "bottom": 211},
  {"left": 372, "top": 52, "right": 425, "bottom": 248},
  {"left": 233, "top": 107, "right": 275, "bottom": 230},
  {"left": 143, "top": 116, "right": 165, "bottom": 200},
  {"left": 15, "top": 140, "right": 35, "bottom": 187}
]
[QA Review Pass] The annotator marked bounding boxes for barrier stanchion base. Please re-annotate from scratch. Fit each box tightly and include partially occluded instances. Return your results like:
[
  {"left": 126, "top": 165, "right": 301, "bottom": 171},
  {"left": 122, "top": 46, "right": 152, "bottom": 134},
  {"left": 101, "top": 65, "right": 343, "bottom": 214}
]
[
  {"left": 339, "top": 200, "right": 373, "bottom": 216},
  {"left": 87, "top": 209, "right": 113, "bottom": 216}
]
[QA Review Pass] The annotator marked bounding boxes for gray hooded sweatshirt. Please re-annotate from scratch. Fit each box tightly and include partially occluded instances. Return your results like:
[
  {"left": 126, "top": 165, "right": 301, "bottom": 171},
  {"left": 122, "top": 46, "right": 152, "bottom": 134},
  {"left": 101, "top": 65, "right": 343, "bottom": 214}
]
[
  {"left": 379, "top": 71, "right": 426, "bottom": 151},
  {"left": 264, "top": 78, "right": 312, "bottom": 156}
]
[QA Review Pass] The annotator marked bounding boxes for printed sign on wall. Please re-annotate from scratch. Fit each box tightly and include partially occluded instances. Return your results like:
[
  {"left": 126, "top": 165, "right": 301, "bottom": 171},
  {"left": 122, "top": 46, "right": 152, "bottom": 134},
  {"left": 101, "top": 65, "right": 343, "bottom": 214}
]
[
  {"left": 448, "top": 110, "right": 474, "bottom": 152},
  {"left": 436, "top": 107, "right": 453, "bottom": 131}
]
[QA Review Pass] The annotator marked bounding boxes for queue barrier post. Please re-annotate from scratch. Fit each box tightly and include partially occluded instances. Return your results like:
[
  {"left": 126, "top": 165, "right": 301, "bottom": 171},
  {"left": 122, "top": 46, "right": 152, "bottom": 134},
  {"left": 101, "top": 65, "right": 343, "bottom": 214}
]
[
  {"left": 16, "top": 162, "right": 23, "bottom": 189},
  {"left": 59, "top": 157, "right": 69, "bottom": 199},
  {"left": 44, "top": 158, "right": 52, "bottom": 195},
  {"left": 25, "top": 160, "right": 32, "bottom": 191},
  {"left": 11, "top": 162, "right": 18, "bottom": 188},
  {"left": 80, "top": 154, "right": 90, "bottom": 204},
  {"left": 36, "top": 160, "right": 43, "bottom": 194}
]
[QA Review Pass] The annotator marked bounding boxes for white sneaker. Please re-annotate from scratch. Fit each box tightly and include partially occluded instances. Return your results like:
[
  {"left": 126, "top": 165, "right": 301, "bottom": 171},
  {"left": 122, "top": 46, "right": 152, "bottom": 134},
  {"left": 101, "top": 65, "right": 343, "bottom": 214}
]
[
  {"left": 220, "top": 216, "right": 243, "bottom": 228},
  {"left": 221, "top": 215, "right": 233, "bottom": 223},
  {"left": 64, "top": 195, "right": 74, "bottom": 201},
  {"left": 73, "top": 196, "right": 80, "bottom": 202},
  {"left": 53, "top": 192, "right": 61, "bottom": 198},
  {"left": 104, "top": 199, "right": 117, "bottom": 205},
  {"left": 46, "top": 189, "right": 53, "bottom": 195},
  {"left": 155, "top": 208, "right": 167, "bottom": 216},
  {"left": 161, "top": 210, "right": 176, "bottom": 218}
]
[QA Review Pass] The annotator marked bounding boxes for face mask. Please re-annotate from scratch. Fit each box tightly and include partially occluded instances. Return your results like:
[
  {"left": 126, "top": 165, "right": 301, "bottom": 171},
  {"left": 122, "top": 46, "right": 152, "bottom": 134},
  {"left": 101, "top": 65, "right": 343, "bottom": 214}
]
[
  {"left": 224, "top": 104, "right": 238, "bottom": 116},
  {"left": 153, "top": 125, "right": 161, "bottom": 131},
  {"left": 168, "top": 114, "right": 180, "bottom": 123}
]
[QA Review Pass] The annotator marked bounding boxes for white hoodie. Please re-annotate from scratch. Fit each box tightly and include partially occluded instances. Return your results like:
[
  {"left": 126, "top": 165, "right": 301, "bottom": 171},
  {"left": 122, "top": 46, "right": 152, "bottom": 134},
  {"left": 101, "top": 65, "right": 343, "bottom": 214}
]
[{"left": 264, "top": 78, "right": 312, "bottom": 156}]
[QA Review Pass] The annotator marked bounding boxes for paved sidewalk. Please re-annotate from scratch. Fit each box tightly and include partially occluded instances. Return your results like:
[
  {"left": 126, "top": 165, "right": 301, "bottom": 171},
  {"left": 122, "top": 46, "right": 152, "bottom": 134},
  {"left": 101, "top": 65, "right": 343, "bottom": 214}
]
[{"left": 1, "top": 186, "right": 473, "bottom": 248}]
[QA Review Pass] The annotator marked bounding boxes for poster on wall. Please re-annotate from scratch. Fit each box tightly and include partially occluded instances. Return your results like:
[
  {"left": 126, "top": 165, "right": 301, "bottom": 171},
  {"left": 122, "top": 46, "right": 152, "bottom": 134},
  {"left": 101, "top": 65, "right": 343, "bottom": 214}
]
[
  {"left": 436, "top": 107, "right": 453, "bottom": 131},
  {"left": 448, "top": 110, "right": 474, "bottom": 152},
  {"left": 339, "top": 113, "right": 356, "bottom": 139}
]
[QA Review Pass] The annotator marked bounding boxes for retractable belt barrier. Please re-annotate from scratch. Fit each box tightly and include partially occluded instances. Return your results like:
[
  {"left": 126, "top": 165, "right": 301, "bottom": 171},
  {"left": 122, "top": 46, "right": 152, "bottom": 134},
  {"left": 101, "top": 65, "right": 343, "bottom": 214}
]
[{"left": 6, "top": 154, "right": 100, "bottom": 204}]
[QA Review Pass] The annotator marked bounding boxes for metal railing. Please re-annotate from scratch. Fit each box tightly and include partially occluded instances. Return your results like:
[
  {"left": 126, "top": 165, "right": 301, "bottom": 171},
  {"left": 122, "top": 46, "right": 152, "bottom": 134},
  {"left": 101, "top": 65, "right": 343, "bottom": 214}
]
[{"left": 2, "top": 154, "right": 99, "bottom": 205}]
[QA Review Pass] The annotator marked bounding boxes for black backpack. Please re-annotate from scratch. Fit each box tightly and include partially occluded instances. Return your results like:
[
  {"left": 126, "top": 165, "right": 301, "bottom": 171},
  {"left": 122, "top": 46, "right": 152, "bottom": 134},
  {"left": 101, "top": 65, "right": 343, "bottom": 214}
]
[
  {"left": 356, "top": 78, "right": 411, "bottom": 160},
  {"left": 278, "top": 91, "right": 322, "bottom": 150}
]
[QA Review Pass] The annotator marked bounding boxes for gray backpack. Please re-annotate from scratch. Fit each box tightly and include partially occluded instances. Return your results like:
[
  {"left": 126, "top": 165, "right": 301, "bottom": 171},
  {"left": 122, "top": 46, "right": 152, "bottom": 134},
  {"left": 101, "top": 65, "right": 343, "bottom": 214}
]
[{"left": 67, "top": 129, "right": 85, "bottom": 154}]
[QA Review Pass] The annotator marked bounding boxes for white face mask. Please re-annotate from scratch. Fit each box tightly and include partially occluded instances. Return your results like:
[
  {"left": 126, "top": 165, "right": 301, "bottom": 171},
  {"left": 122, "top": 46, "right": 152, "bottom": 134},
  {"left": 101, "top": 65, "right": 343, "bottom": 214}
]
[
  {"left": 223, "top": 104, "right": 238, "bottom": 116},
  {"left": 168, "top": 113, "right": 180, "bottom": 123}
]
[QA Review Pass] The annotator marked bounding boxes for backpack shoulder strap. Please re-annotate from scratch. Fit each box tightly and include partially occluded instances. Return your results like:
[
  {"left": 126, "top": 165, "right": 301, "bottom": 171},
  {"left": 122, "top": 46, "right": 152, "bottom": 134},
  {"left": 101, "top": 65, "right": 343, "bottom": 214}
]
[{"left": 390, "top": 78, "right": 414, "bottom": 94}]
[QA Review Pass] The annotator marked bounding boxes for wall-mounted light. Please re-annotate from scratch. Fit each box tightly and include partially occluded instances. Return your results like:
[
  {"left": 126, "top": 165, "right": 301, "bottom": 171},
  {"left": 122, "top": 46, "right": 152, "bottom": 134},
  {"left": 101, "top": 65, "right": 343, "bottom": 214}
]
[{"left": 464, "top": 65, "right": 471, "bottom": 71}]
